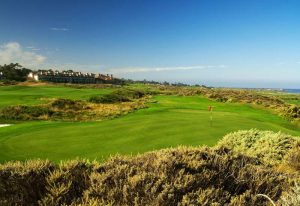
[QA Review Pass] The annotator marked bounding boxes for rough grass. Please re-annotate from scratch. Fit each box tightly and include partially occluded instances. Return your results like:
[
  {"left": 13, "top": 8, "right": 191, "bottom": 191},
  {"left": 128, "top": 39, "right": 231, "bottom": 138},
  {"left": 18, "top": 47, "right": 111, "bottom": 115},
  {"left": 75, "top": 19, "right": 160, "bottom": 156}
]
[{"left": 0, "top": 97, "right": 148, "bottom": 121}]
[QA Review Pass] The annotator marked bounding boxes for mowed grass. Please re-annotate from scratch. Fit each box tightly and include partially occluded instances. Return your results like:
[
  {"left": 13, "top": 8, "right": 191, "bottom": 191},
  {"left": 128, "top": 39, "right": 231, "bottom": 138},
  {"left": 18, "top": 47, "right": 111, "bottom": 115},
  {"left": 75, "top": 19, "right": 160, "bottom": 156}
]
[{"left": 1, "top": 89, "right": 300, "bottom": 162}]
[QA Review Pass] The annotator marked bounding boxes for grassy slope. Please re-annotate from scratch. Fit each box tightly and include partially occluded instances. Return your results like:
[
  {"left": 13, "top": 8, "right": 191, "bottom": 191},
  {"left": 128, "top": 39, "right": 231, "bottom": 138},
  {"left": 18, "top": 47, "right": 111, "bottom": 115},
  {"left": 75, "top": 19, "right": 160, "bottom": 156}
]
[{"left": 1, "top": 86, "right": 300, "bottom": 162}]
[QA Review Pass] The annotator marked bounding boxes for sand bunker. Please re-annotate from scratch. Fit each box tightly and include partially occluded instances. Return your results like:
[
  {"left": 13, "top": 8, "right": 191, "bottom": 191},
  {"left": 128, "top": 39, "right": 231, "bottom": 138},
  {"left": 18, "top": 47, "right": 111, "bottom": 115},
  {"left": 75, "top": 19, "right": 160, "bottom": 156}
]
[{"left": 0, "top": 124, "right": 11, "bottom": 128}]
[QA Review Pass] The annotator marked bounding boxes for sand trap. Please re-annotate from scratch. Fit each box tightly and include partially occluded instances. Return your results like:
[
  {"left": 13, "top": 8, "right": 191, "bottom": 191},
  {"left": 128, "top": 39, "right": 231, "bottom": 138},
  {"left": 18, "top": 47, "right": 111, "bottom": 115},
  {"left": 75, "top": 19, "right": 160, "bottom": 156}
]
[{"left": 0, "top": 124, "right": 11, "bottom": 128}]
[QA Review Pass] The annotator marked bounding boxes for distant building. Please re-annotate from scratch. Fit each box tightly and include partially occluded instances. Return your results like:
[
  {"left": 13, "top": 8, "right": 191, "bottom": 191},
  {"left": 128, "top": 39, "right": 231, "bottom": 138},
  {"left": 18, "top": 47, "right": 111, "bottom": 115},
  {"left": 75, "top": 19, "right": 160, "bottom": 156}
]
[{"left": 27, "top": 70, "right": 115, "bottom": 84}]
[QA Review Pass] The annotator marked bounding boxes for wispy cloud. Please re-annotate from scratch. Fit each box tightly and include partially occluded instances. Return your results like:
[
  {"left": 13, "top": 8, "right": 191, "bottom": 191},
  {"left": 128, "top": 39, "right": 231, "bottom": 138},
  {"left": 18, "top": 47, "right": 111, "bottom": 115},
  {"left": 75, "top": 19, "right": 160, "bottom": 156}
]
[
  {"left": 38, "top": 63, "right": 104, "bottom": 71},
  {"left": 0, "top": 42, "right": 46, "bottom": 67},
  {"left": 50, "top": 27, "right": 69, "bottom": 31},
  {"left": 26, "top": 46, "right": 40, "bottom": 51},
  {"left": 106, "top": 65, "right": 228, "bottom": 74}
]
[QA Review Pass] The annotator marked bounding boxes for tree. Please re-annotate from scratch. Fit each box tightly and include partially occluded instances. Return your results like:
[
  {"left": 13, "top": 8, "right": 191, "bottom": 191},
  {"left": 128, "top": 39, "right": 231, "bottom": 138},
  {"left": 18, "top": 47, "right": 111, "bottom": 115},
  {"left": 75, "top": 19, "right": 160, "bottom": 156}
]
[{"left": 0, "top": 63, "right": 32, "bottom": 81}]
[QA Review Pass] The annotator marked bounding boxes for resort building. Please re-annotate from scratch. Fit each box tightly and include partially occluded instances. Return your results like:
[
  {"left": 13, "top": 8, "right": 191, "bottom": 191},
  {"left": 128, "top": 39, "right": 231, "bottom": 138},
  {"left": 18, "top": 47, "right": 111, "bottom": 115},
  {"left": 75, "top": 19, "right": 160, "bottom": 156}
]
[{"left": 28, "top": 70, "right": 115, "bottom": 84}]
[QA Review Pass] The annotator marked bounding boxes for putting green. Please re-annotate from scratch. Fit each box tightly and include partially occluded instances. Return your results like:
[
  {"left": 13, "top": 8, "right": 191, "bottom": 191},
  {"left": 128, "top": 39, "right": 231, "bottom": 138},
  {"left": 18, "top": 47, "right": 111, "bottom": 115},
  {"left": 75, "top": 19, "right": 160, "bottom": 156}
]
[{"left": 0, "top": 95, "right": 299, "bottom": 162}]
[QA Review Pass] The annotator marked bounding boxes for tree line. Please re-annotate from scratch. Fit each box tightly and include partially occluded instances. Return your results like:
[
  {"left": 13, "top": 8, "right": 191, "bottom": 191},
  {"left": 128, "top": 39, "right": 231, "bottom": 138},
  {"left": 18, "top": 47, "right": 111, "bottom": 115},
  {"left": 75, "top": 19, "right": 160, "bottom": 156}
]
[{"left": 0, "top": 63, "right": 31, "bottom": 82}]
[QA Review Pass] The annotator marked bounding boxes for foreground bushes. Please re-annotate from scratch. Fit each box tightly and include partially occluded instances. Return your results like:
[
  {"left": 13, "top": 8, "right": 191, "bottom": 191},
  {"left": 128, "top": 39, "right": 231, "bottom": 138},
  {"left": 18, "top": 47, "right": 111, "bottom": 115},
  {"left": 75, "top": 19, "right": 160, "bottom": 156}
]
[
  {"left": 0, "top": 160, "right": 54, "bottom": 205},
  {"left": 0, "top": 148, "right": 296, "bottom": 205},
  {"left": 85, "top": 147, "right": 291, "bottom": 206},
  {"left": 0, "top": 148, "right": 288, "bottom": 205}
]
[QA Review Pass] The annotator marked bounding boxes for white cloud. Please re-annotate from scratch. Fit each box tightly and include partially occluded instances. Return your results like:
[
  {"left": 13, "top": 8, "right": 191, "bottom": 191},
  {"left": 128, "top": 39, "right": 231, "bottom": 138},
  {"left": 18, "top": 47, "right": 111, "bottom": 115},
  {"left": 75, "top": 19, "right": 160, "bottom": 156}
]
[
  {"left": 0, "top": 42, "right": 46, "bottom": 67},
  {"left": 26, "top": 46, "right": 41, "bottom": 51},
  {"left": 50, "top": 27, "right": 69, "bottom": 31},
  {"left": 106, "top": 65, "right": 228, "bottom": 74}
]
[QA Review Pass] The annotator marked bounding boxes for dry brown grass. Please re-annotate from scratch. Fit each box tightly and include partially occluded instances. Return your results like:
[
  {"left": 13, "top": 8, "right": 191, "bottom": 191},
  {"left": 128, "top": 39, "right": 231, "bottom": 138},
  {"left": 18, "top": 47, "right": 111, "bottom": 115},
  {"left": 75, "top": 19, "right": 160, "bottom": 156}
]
[{"left": 0, "top": 98, "right": 148, "bottom": 122}]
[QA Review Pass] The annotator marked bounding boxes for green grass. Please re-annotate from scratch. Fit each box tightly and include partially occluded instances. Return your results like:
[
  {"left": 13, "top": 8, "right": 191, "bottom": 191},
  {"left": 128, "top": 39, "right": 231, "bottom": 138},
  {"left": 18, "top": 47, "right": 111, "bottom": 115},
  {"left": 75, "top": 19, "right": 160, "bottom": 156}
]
[
  {"left": 0, "top": 86, "right": 300, "bottom": 162},
  {"left": 0, "top": 85, "right": 112, "bottom": 108}
]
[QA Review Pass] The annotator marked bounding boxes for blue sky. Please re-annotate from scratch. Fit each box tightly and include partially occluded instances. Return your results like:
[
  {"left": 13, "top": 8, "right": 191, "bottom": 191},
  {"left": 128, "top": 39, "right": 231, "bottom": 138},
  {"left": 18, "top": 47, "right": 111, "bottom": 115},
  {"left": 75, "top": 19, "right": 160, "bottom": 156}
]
[{"left": 0, "top": 0, "right": 300, "bottom": 88}]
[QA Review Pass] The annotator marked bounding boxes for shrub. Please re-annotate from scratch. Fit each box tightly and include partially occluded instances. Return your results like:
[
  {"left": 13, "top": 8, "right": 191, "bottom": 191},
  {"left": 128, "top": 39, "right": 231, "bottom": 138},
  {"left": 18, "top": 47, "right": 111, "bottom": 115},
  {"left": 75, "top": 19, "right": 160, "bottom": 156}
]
[
  {"left": 0, "top": 160, "right": 54, "bottom": 205},
  {"left": 280, "top": 184, "right": 300, "bottom": 206},
  {"left": 0, "top": 147, "right": 294, "bottom": 205},
  {"left": 283, "top": 142, "right": 300, "bottom": 171},
  {"left": 283, "top": 105, "right": 300, "bottom": 119},
  {"left": 39, "top": 160, "right": 92, "bottom": 206},
  {"left": 216, "top": 129, "right": 300, "bottom": 166},
  {"left": 0, "top": 97, "right": 147, "bottom": 121},
  {"left": 0, "top": 105, "right": 54, "bottom": 121},
  {"left": 0, "top": 80, "right": 18, "bottom": 86}
]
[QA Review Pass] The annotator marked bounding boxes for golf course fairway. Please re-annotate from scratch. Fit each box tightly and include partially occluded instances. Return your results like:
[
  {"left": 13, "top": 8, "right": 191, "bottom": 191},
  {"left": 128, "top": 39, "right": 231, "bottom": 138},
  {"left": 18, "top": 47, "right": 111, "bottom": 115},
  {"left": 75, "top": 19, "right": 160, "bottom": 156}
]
[{"left": 1, "top": 94, "right": 300, "bottom": 162}]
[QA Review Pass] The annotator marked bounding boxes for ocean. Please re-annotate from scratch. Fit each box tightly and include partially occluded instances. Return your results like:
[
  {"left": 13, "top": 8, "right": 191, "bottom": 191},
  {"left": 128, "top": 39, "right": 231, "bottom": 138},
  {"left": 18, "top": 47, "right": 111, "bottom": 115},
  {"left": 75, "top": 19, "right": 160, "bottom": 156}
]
[{"left": 282, "top": 89, "right": 300, "bottom": 94}]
